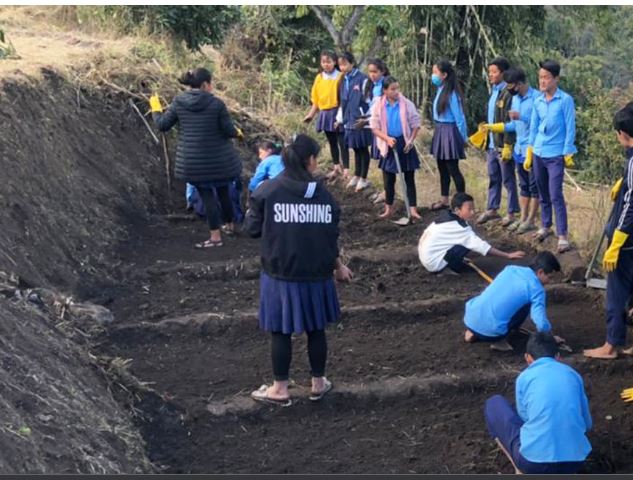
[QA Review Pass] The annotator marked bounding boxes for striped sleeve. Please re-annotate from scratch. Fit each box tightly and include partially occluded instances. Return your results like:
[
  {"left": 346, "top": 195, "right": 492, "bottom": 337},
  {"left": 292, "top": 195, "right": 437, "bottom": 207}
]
[{"left": 617, "top": 155, "right": 633, "bottom": 234}]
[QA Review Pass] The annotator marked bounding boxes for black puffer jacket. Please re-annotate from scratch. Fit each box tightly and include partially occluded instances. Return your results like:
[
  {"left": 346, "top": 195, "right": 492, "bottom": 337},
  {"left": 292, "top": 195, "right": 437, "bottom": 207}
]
[{"left": 152, "top": 90, "right": 242, "bottom": 183}]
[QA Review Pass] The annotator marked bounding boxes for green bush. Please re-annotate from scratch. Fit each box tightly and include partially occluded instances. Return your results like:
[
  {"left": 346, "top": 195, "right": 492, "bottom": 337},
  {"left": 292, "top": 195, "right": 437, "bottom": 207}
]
[{"left": 0, "top": 26, "right": 17, "bottom": 60}]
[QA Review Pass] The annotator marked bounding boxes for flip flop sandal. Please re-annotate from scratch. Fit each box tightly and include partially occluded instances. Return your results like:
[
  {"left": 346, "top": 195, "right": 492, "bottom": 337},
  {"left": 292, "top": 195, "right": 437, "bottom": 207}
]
[
  {"left": 194, "top": 239, "right": 223, "bottom": 249},
  {"left": 309, "top": 379, "right": 333, "bottom": 402},
  {"left": 251, "top": 385, "right": 292, "bottom": 407},
  {"left": 221, "top": 225, "right": 235, "bottom": 236},
  {"left": 506, "top": 220, "right": 521, "bottom": 232},
  {"left": 557, "top": 240, "right": 572, "bottom": 253},
  {"left": 476, "top": 212, "right": 501, "bottom": 225},
  {"left": 430, "top": 201, "right": 449, "bottom": 211},
  {"left": 533, "top": 228, "right": 552, "bottom": 242},
  {"left": 501, "top": 217, "right": 515, "bottom": 228},
  {"left": 516, "top": 222, "right": 536, "bottom": 234}
]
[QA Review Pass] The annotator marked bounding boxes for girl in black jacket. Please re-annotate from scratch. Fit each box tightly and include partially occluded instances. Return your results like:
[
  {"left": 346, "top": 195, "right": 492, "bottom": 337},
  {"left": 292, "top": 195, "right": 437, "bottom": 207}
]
[
  {"left": 151, "top": 68, "right": 242, "bottom": 248},
  {"left": 245, "top": 134, "right": 353, "bottom": 406}
]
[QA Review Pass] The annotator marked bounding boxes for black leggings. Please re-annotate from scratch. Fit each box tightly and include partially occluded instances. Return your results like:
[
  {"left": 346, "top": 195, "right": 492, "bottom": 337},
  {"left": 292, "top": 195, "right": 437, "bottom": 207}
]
[
  {"left": 271, "top": 330, "right": 327, "bottom": 381},
  {"left": 383, "top": 170, "right": 417, "bottom": 207},
  {"left": 353, "top": 147, "right": 370, "bottom": 179},
  {"left": 196, "top": 185, "right": 233, "bottom": 230},
  {"left": 325, "top": 131, "right": 349, "bottom": 169},
  {"left": 437, "top": 159, "right": 465, "bottom": 197}
]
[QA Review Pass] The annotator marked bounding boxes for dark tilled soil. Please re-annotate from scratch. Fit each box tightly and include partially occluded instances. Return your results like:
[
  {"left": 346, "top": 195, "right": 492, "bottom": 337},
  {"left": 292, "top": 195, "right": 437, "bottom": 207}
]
[{"left": 97, "top": 181, "right": 633, "bottom": 474}]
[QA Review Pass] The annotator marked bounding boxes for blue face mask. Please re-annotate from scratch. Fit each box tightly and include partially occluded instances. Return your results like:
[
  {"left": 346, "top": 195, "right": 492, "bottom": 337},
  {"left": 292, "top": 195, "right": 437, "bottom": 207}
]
[{"left": 431, "top": 74, "right": 443, "bottom": 87}]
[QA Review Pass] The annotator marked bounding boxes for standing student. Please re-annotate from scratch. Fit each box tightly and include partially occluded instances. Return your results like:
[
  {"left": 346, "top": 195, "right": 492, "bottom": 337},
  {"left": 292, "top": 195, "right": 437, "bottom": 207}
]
[
  {"left": 478, "top": 57, "right": 519, "bottom": 227},
  {"left": 429, "top": 59, "right": 468, "bottom": 211},
  {"left": 486, "top": 67, "right": 539, "bottom": 233},
  {"left": 525, "top": 59, "right": 576, "bottom": 253},
  {"left": 418, "top": 193, "right": 525, "bottom": 274},
  {"left": 370, "top": 76, "right": 421, "bottom": 220},
  {"left": 304, "top": 51, "right": 349, "bottom": 180},
  {"left": 364, "top": 58, "right": 391, "bottom": 161},
  {"left": 337, "top": 52, "right": 372, "bottom": 192},
  {"left": 485, "top": 332, "right": 592, "bottom": 474},
  {"left": 244, "top": 134, "right": 353, "bottom": 406},
  {"left": 248, "top": 141, "right": 285, "bottom": 192},
  {"left": 584, "top": 102, "right": 633, "bottom": 360},
  {"left": 463, "top": 251, "right": 561, "bottom": 352},
  {"left": 150, "top": 67, "right": 242, "bottom": 248}
]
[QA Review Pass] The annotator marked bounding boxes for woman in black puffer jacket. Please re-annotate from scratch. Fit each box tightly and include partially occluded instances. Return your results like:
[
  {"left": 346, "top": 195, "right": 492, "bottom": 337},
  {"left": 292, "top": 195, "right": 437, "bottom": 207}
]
[{"left": 151, "top": 68, "right": 242, "bottom": 248}]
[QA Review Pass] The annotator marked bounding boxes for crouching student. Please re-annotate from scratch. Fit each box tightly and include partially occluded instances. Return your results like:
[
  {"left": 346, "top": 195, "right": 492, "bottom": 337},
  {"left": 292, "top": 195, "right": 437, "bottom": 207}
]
[
  {"left": 418, "top": 193, "right": 525, "bottom": 274},
  {"left": 463, "top": 251, "right": 561, "bottom": 351},
  {"left": 248, "top": 140, "right": 285, "bottom": 193},
  {"left": 244, "top": 134, "right": 353, "bottom": 406},
  {"left": 484, "top": 332, "right": 592, "bottom": 474},
  {"left": 370, "top": 76, "right": 421, "bottom": 220}
]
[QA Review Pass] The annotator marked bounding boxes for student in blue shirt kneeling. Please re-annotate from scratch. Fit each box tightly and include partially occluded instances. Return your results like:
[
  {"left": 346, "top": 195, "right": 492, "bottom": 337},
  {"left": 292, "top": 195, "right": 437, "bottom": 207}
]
[
  {"left": 249, "top": 141, "right": 285, "bottom": 193},
  {"left": 484, "top": 332, "right": 592, "bottom": 474},
  {"left": 463, "top": 251, "right": 562, "bottom": 351}
]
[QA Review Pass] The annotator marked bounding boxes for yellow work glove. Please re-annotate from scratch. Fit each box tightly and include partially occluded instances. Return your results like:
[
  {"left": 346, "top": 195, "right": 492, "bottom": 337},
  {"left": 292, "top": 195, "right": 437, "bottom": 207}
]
[
  {"left": 611, "top": 178, "right": 623, "bottom": 202},
  {"left": 236, "top": 127, "right": 244, "bottom": 140},
  {"left": 149, "top": 94, "right": 163, "bottom": 113},
  {"left": 564, "top": 154, "right": 575, "bottom": 168},
  {"left": 523, "top": 146, "right": 534, "bottom": 172},
  {"left": 501, "top": 144, "right": 513, "bottom": 161},
  {"left": 468, "top": 122, "right": 488, "bottom": 150},
  {"left": 622, "top": 387, "right": 633, "bottom": 403},
  {"left": 484, "top": 123, "right": 505, "bottom": 134},
  {"left": 603, "top": 230, "right": 629, "bottom": 272}
]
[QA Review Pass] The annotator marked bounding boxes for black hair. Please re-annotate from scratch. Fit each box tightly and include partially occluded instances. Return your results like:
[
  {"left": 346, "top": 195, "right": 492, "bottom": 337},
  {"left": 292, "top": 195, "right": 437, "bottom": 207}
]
[
  {"left": 489, "top": 56, "right": 511, "bottom": 73},
  {"left": 281, "top": 134, "right": 321, "bottom": 181},
  {"left": 382, "top": 76, "right": 399, "bottom": 92},
  {"left": 365, "top": 58, "right": 391, "bottom": 98},
  {"left": 179, "top": 67, "right": 212, "bottom": 89},
  {"left": 339, "top": 51, "right": 356, "bottom": 66},
  {"left": 539, "top": 59, "right": 561, "bottom": 78},
  {"left": 434, "top": 59, "right": 463, "bottom": 115},
  {"left": 503, "top": 67, "right": 527, "bottom": 85},
  {"left": 530, "top": 251, "right": 561, "bottom": 274},
  {"left": 451, "top": 192, "right": 474, "bottom": 210},
  {"left": 320, "top": 50, "right": 338, "bottom": 66},
  {"left": 259, "top": 140, "right": 283, "bottom": 156},
  {"left": 526, "top": 331, "right": 559, "bottom": 359},
  {"left": 614, "top": 101, "right": 633, "bottom": 138}
]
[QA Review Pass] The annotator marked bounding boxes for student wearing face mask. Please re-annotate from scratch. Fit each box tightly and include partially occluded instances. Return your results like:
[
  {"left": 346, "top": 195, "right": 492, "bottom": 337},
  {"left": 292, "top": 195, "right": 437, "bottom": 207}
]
[{"left": 429, "top": 59, "right": 468, "bottom": 211}]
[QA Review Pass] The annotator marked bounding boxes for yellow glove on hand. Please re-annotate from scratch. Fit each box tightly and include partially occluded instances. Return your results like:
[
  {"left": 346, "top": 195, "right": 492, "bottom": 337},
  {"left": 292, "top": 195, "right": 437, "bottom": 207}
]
[
  {"left": 523, "top": 146, "right": 534, "bottom": 172},
  {"left": 564, "top": 154, "right": 575, "bottom": 168},
  {"left": 484, "top": 123, "right": 505, "bottom": 134},
  {"left": 468, "top": 122, "right": 488, "bottom": 150},
  {"left": 622, "top": 387, "right": 633, "bottom": 403},
  {"left": 149, "top": 94, "right": 163, "bottom": 113},
  {"left": 236, "top": 127, "right": 244, "bottom": 140},
  {"left": 501, "top": 144, "right": 513, "bottom": 161},
  {"left": 603, "top": 229, "right": 629, "bottom": 272},
  {"left": 611, "top": 178, "right": 623, "bottom": 202}
]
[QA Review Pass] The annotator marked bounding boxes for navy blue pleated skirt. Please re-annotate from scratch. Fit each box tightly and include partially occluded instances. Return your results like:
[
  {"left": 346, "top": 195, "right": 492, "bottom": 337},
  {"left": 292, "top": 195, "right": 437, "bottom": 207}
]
[
  {"left": 371, "top": 135, "right": 381, "bottom": 160},
  {"left": 430, "top": 123, "right": 466, "bottom": 161},
  {"left": 316, "top": 108, "right": 340, "bottom": 133},
  {"left": 345, "top": 128, "right": 372, "bottom": 149},
  {"left": 378, "top": 136, "right": 420, "bottom": 174},
  {"left": 259, "top": 272, "right": 341, "bottom": 334}
]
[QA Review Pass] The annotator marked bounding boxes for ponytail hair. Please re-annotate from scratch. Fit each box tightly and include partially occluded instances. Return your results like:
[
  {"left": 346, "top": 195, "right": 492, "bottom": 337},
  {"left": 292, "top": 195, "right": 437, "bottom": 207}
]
[
  {"left": 258, "top": 140, "right": 283, "bottom": 156},
  {"left": 178, "top": 67, "right": 212, "bottom": 89},
  {"left": 365, "top": 57, "right": 390, "bottom": 98},
  {"left": 281, "top": 134, "right": 321, "bottom": 181},
  {"left": 434, "top": 59, "right": 463, "bottom": 115}
]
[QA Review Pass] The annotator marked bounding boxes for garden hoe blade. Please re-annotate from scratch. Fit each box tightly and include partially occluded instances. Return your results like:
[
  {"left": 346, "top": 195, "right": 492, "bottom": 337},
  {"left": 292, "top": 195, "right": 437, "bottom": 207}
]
[{"left": 391, "top": 148, "right": 412, "bottom": 227}]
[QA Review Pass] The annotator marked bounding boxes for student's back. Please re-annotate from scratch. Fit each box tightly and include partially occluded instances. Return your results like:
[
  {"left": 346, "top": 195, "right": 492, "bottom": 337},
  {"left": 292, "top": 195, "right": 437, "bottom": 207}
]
[{"left": 517, "top": 357, "right": 591, "bottom": 463}]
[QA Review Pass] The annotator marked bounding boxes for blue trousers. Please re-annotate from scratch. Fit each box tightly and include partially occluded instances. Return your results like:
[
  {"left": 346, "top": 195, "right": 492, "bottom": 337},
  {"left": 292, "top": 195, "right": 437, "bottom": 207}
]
[
  {"left": 487, "top": 149, "right": 520, "bottom": 213},
  {"left": 516, "top": 163, "right": 539, "bottom": 198},
  {"left": 533, "top": 155, "right": 567, "bottom": 235},
  {"left": 468, "top": 303, "right": 530, "bottom": 342},
  {"left": 606, "top": 248, "right": 633, "bottom": 346},
  {"left": 484, "top": 395, "right": 584, "bottom": 474}
]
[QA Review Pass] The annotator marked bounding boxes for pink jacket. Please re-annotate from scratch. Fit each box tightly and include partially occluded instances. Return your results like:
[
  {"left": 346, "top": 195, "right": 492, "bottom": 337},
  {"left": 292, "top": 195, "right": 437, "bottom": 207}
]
[{"left": 370, "top": 94, "right": 421, "bottom": 157}]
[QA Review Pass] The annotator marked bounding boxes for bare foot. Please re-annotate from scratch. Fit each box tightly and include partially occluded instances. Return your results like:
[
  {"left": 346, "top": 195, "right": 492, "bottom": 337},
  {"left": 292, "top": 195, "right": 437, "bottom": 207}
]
[
  {"left": 464, "top": 330, "right": 475, "bottom": 343},
  {"left": 490, "top": 340, "right": 513, "bottom": 352},
  {"left": 583, "top": 343, "right": 617, "bottom": 359},
  {"left": 379, "top": 205, "right": 395, "bottom": 219},
  {"left": 410, "top": 208, "right": 422, "bottom": 220}
]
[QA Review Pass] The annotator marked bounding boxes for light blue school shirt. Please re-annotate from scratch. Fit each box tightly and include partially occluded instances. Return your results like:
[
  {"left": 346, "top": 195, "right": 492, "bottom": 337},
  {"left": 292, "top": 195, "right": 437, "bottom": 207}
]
[
  {"left": 386, "top": 99, "right": 403, "bottom": 138},
  {"left": 432, "top": 86, "right": 467, "bottom": 141},
  {"left": 516, "top": 357, "right": 592, "bottom": 463},
  {"left": 505, "top": 87, "right": 538, "bottom": 161},
  {"left": 370, "top": 78, "right": 384, "bottom": 107},
  {"left": 487, "top": 81, "right": 506, "bottom": 149},
  {"left": 464, "top": 265, "right": 551, "bottom": 337},
  {"left": 528, "top": 87, "right": 577, "bottom": 158},
  {"left": 248, "top": 154, "right": 285, "bottom": 192}
]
